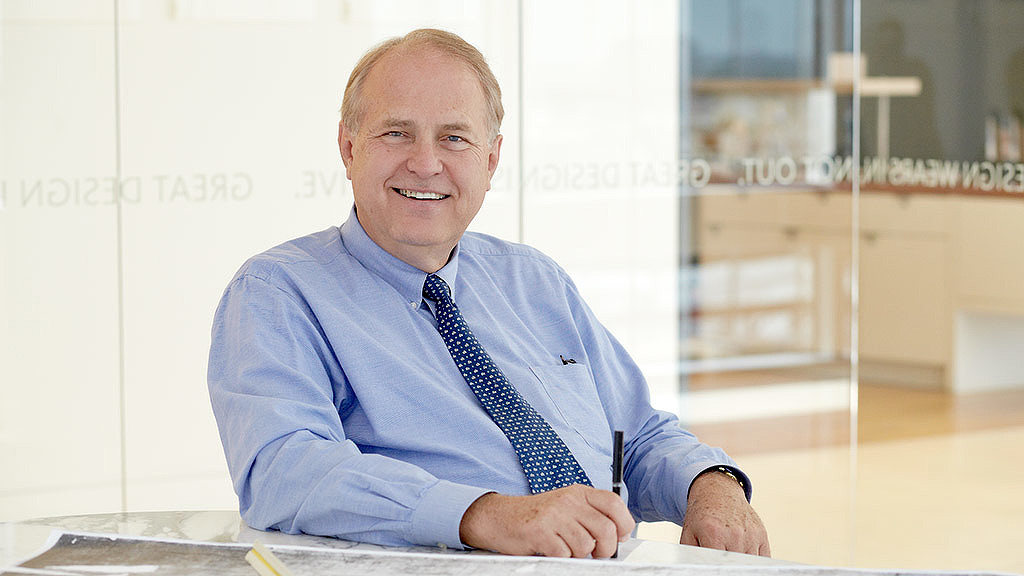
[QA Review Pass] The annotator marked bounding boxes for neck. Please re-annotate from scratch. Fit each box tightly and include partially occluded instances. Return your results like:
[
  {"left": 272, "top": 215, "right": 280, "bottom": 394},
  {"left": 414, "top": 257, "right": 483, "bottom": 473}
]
[
  {"left": 403, "top": 248, "right": 452, "bottom": 274},
  {"left": 375, "top": 239, "right": 455, "bottom": 273}
]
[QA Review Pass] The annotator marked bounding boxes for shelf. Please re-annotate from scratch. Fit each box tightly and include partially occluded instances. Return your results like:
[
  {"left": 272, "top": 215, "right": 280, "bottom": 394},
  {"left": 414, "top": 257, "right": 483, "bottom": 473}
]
[{"left": 692, "top": 77, "right": 921, "bottom": 97}]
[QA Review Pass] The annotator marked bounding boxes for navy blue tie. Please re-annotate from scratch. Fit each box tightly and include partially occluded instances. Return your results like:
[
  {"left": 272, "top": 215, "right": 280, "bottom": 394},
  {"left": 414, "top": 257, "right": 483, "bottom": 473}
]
[{"left": 422, "top": 274, "right": 592, "bottom": 493}]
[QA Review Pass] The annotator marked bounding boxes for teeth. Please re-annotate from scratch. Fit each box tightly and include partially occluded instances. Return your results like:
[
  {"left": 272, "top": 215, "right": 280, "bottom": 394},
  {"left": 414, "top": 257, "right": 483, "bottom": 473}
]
[{"left": 395, "top": 188, "right": 446, "bottom": 200}]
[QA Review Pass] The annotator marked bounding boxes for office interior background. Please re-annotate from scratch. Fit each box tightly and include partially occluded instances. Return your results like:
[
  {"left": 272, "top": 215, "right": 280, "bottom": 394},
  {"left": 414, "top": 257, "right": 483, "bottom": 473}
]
[{"left": 2, "top": 0, "right": 1023, "bottom": 572}]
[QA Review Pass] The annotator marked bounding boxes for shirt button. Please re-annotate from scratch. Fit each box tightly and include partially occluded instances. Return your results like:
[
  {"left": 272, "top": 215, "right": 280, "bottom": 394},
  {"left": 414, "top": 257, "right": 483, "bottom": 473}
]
[
  {"left": 410, "top": 301, "right": 418, "bottom": 308},
  {"left": 436, "top": 542, "right": 447, "bottom": 550}
]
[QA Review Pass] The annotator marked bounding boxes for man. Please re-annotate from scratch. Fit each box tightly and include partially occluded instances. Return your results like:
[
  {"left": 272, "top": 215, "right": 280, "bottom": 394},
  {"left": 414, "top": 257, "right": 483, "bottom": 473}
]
[{"left": 208, "top": 28, "right": 769, "bottom": 559}]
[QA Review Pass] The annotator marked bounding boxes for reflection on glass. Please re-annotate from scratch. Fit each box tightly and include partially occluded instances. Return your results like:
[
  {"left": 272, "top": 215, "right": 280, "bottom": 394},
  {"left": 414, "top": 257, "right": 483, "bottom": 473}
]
[
  {"left": 670, "top": 0, "right": 855, "bottom": 567},
  {"left": 854, "top": 2, "right": 1024, "bottom": 573}
]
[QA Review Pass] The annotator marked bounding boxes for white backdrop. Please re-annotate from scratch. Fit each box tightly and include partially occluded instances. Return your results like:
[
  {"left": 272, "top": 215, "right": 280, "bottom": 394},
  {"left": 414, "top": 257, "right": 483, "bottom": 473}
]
[{"left": 0, "top": 0, "right": 679, "bottom": 520}]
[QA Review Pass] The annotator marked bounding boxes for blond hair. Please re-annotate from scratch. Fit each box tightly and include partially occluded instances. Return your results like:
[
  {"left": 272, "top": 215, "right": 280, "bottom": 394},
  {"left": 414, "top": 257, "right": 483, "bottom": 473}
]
[{"left": 340, "top": 28, "right": 504, "bottom": 141}]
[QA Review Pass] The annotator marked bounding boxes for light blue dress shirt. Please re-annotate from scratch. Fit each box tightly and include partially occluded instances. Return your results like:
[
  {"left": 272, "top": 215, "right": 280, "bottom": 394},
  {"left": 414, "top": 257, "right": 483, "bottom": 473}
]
[{"left": 207, "top": 207, "right": 748, "bottom": 549}]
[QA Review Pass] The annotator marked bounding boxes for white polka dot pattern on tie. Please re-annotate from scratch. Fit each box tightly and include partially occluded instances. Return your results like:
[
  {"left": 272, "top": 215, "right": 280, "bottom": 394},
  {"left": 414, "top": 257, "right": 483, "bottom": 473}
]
[{"left": 423, "top": 274, "right": 592, "bottom": 493}]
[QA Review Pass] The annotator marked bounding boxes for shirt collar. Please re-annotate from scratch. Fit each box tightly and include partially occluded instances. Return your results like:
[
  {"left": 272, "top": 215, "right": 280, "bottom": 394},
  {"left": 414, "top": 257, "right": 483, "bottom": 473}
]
[{"left": 339, "top": 205, "right": 461, "bottom": 307}]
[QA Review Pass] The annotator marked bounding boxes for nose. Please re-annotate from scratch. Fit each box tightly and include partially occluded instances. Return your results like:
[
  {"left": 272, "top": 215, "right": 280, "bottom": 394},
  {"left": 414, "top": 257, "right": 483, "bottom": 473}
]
[{"left": 406, "top": 139, "right": 443, "bottom": 177}]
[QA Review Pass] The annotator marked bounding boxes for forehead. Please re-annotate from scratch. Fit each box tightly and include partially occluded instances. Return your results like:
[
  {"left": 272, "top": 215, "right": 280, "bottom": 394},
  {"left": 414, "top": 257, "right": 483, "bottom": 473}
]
[{"left": 360, "top": 46, "right": 489, "bottom": 132}]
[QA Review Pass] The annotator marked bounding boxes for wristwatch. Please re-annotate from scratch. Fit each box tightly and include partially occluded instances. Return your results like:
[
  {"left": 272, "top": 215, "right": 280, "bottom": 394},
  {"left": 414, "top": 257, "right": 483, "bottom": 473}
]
[{"left": 700, "top": 465, "right": 745, "bottom": 490}]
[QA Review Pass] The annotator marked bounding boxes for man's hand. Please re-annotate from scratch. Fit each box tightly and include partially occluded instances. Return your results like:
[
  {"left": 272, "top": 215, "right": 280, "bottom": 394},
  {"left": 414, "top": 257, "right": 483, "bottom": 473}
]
[
  {"left": 459, "top": 484, "right": 635, "bottom": 558},
  {"left": 680, "top": 470, "right": 771, "bottom": 557}
]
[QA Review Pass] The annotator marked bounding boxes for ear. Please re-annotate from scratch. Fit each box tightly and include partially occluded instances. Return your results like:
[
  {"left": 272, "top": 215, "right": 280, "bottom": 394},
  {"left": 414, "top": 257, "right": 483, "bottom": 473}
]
[
  {"left": 485, "top": 134, "right": 503, "bottom": 190},
  {"left": 338, "top": 123, "right": 355, "bottom": 179}
]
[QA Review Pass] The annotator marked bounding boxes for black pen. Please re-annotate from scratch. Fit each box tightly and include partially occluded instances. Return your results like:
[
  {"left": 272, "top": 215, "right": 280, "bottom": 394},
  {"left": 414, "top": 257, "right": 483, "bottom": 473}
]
[{"left": 611, "top": 430, "right": 624, "bottom": 558}]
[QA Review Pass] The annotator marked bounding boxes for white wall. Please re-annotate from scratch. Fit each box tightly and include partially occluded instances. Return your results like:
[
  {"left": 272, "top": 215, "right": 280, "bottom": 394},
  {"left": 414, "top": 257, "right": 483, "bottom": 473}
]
[
  {"left": 954, "top": 311, "right": 1024, "bottom": 393},
  {"left": 520, "top": 0, "right": 680, "bottom": 411},
  {"left": 1, "top": 0, "right": 125, "bottom": 519}
]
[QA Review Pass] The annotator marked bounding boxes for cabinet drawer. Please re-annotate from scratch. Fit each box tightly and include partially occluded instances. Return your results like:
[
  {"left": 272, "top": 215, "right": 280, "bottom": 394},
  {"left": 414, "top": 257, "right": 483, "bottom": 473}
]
[
  {"left": 953, "top": 197, "right": 1024, "bottom": 307},
  {"left": 860, "top": 193, "right": 950, "bottom": 235},
  {"left": 859, "top": 234, "right": 949, "bottom": 365}
]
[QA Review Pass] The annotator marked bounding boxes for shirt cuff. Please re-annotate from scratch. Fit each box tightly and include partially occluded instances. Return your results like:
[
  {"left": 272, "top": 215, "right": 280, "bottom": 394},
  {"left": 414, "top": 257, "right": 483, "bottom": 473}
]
[
  {"left": 690, "top": 464, "right": 753, "bottom": 503},
  {"left": 409, "top": 480, "right": 493, "bottom": 550}
]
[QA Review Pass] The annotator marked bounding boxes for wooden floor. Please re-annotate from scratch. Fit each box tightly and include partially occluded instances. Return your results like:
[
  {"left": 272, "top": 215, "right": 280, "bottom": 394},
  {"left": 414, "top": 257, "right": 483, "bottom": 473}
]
[
  {"left": 637, "top": 371, "right": 1024, "bottom": 574},
  {"left": 684, "top": 368, "right": 1024, "bottom": 456}
]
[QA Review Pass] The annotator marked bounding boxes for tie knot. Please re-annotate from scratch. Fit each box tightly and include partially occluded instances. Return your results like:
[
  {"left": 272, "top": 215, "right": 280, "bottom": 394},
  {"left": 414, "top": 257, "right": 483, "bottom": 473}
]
[{"left": 422, "top": 274, "right": 451, "bottom": 303}]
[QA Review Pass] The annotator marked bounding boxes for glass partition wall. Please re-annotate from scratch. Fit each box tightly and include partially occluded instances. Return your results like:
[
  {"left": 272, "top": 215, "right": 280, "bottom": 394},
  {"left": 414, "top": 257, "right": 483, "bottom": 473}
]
[
  {"left": 664, "top": 0, "right": 857, "bottom": 566},
  {"left": 854, "top": 0, "right": 1024, "bottom": 570},
  {"left": 2, "top": 1, "right": 1022, "bottom": 573}
]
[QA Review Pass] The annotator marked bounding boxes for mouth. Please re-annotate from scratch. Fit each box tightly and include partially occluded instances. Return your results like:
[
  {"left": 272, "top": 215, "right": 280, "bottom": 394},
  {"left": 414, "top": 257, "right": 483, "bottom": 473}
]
[{"left": 393, "top": 187, "right": 449, "bottom": 200}]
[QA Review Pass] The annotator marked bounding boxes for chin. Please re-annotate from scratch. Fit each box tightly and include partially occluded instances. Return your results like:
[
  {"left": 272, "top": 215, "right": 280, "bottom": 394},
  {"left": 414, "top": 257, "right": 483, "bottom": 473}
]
[{"left": 392, "top": 227, "right": 450, "bottom": 249}]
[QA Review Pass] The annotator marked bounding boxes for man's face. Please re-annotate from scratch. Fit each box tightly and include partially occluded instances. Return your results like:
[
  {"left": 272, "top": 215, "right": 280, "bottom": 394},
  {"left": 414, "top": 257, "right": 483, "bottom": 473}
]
[{"left": 339, "top": 46, "right": 502, "bottom": 272}]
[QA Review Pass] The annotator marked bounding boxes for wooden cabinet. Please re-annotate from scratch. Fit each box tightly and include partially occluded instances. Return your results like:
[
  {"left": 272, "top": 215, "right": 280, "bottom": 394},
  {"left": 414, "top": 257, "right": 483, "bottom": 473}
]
[
  {"left": 695, "top": 189, "right": 851, "bottom": 360},
  {"left": 696, "top": 187, "right": 1024, "bottom": 390},
  {"left": 696, "top": 189, "right": 951, "bottom": 385}
]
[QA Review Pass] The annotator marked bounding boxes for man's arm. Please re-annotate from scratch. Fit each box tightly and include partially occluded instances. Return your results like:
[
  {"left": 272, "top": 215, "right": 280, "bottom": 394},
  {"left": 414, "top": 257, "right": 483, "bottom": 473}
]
[{"left": 208, "top": 272, "right": 489, "bottom": 548}]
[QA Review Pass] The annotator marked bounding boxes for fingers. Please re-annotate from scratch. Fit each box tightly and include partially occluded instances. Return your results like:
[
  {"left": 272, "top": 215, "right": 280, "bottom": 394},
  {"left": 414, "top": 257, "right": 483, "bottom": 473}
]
[
  {"left": 459, "top": 485, "right": 633, "bottom": 559},
  {"left": 689, "top": 517, "right": 761, "bottom": 554},
  {"left": 682, "top": 510, "right": 771, "bottom": 555},
  {"left": 572, "top": 499, "right": 623, "bottom": 558},
  {"left": 551, "top": 513, "right": 601, "bottom": 558},
  {"left": 542, "top": 485, "right": 632, "bottom": 558},
  {"left": 680, "top": 525, "right": 699, "bottom": 547},
  {"left": 585, "top": 489, "right": 637, "bottom": 540},
  {"left": 679, "top": 471, "right": 771, "bottom": 557},
  {"left": 536, "top": 533, "right": 573, "bottom": 558}
]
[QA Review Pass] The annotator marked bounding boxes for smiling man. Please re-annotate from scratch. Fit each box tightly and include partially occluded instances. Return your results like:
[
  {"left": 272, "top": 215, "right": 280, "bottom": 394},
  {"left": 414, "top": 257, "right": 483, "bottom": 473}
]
[
  {"left": 337, "top": 38, "right": 500, "bottom": 274},
  {"left": 208, "top": 28, "right": 769, "bottom": 559}
]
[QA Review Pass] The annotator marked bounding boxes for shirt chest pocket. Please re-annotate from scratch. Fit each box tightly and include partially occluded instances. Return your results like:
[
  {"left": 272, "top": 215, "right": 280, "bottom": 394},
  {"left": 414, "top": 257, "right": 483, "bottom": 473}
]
[{"left": 529, "top": 363, "right": 610, "bottom": 455}]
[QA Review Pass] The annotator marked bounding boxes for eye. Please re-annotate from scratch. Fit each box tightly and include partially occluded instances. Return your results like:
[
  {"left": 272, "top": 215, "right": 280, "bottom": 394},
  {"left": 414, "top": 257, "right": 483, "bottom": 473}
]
[
  {"left": 442, "top": 134, "right": 471, "bottom": 150},
  {"left": 384, "top": 131, "right": 404, "bottom": 138}
]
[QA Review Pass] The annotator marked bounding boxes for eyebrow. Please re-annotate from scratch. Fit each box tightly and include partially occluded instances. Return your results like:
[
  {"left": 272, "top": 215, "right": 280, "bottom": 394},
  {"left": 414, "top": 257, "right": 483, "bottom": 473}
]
[
  {"left": 379, "top": 118, "right": 415, "bottom": 130},
  {"left": 440, "top": 122, "right": 472, "bottom": 133},
  {"left": 376, "top": 118, "right": 474, "bottom": 134}
]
